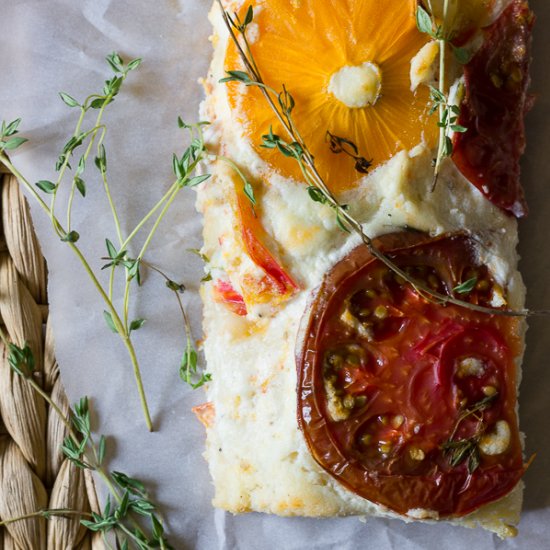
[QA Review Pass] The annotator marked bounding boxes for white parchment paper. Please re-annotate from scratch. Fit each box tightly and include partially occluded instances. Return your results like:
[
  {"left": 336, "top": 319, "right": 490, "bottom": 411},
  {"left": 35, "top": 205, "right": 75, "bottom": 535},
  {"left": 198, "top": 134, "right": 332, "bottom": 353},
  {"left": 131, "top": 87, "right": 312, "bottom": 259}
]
[{"left": 1, "top": 1, "right": 550, "bottom": 548}]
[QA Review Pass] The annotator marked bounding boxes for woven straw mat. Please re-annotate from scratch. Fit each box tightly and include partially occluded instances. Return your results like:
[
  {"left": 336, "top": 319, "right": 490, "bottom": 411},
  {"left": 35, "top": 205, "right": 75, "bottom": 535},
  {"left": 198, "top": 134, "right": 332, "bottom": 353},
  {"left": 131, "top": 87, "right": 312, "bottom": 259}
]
[{"left": 0, "top": 166, "right": 103, "bottom": 549}]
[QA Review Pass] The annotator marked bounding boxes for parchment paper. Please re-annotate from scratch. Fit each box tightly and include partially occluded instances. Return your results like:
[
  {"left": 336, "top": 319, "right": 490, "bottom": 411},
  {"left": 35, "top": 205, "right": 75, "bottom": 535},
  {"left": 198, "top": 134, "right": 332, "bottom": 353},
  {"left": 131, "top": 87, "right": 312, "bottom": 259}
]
[{"left": 1, "top": 1, "right": 549, "bottom": 548}]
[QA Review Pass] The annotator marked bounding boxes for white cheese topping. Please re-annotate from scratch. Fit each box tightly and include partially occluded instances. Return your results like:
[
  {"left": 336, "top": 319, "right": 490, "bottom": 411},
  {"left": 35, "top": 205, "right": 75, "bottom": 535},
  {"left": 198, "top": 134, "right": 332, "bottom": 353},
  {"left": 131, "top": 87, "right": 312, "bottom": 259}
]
[
  {"left": 479, "top": 420, "right": 512, "bottom": 456},
  {"left": 328, "top": 62, "right": 382, "bottom": 108},
  {"left": 410, "top": 41, "right": 439, "bottom": 91},
  {"left": 457, "top": 357, "right": 486, "bottom": 378}
]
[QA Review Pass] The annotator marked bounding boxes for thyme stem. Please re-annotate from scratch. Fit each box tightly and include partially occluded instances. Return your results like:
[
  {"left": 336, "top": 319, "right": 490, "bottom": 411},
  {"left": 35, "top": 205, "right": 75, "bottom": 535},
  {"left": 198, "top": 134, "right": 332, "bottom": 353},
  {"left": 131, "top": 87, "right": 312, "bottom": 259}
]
[
  {"left": 0, "top": 58, "right": 163, "bottom": 431},
  {"left": 137, "top": 187, "right": 180, "bottom": 263},
  {"left": 120, "top": 181, "right": 179, "bottom": 250},
  {"left": 432, "top": 0, "right": 449, "bottom": 190},
  {"left": 0, "top": 509, "right": 93, "bottom": 527},
  {"left": 0, "top": 155, "right": 50, "bottom": 214},
  {"left": 67, "top": 241, "right": 153, "bottom": 431},
  {"left": 54, "top": 107, "right": 87, "bottom": 229}
]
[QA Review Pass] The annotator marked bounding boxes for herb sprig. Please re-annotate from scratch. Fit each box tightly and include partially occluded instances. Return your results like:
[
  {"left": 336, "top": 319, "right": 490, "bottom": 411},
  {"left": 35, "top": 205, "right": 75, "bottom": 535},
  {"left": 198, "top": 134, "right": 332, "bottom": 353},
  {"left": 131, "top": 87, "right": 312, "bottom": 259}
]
[
  {"left": 442, "top": 394, "right": 498, "bottom": 474},
  {"left": 216, "top": 1, "right": 537, "bottom": 319},
  {"left": 453, "top": 277, "right": 478, "bottom": 295},
  {"left": 416, "top": 2, "right": 469, "bottom": 189},
  {"left": 0, "top": 329, "right": 174, "bottom": 549},
  {"left": 326, "top": 131, "right": 373, "bottom": 174},
  {"left": 0, "top": 53, "right": 213, "bottom": 429},
  {"left": 142, "top": 260, "right": 212, "bottom": 389}
]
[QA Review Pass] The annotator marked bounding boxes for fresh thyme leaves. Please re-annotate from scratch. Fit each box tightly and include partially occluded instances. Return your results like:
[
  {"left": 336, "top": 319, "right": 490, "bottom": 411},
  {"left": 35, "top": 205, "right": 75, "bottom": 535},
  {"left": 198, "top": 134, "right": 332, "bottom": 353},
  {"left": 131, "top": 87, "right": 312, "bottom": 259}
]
[
  {"left": 261, "top": 126, "right": 304, "bottom": 160},
  {"left": 0, "top": 331, "right": 174, "bottom": 549},
  {"left": 188, "top": 248, "right": 214, "bottom": 283},
  {"left": 64, "top": 397, "right": 175, "bottom": 549},
  {"left": 416, "top": 2, "right": 469, "bottom": 190},
  {"left": 243, "top": 179, "right": 256, "bottom": 205},
  {"left": 129, "top": 318, "right": 146, "bottom": 333},
  {"left": 216, "top": 0, "right": 536, "bottom": 319},
  {"left": 0, "top": 118, "right": 28, "bottom": 152},
  {"left": 415, "top": 4, "right": 435, "bottom": 36},
  {"left": 216, "top": 152, "right": 257, "bottom": 207},
  {"left": 6, "top": 341, "right": 35, "bottom": 377},
  {"left": 442, "top": 393, "right": 499, "bottom": 473},
  {"left": 59, "top": 91, "right": 80, "bottom": 108},
  {"left": 103, "top": 238, "right": 126, "bottom": 269},
  {"left": 103, "top": 310, "right": 119, "bottom": 334},
  {"left": 0, "top": 118, "right": 27, "bottom": 151},
  {"left": 326, "top": 131, "right": 373, "bottom": 175},
  {"left": 75, "top": 175, "right": 86, "bottom": 196},
  {"left": 307, "top": 186, "right": 328, "bottom": 204},
  {"left": 442, "top": 437, "right": 481, "bottom": 474},
  {"left": 416, "top": 5, "right": 471, "bottom": 65},
  {"left": 453, "top": 277, "right": 478, "bottom": 295},
  {"left": 219, "top": 69, "right": 254, "bottom": 85},
  {"left": 241, "top": 4, "right": 254, "bottom": 30},
  {"left": 175, "top": 119, "right": 255, "bottom": 210},
  {"left": 60, "top": 230, "right": 80, "bottom": 243},
  {"left": 0, "top": 55, "right": 215, "bottom": 430},
  {"left": 35, "top": 179, "right": 57, "bottom": 193},
  {"left": 180, "top": 344, "right": 212, "bottom": 390},
  {"left": 429, "top": 85, "right": 467, "bottom": 159}
]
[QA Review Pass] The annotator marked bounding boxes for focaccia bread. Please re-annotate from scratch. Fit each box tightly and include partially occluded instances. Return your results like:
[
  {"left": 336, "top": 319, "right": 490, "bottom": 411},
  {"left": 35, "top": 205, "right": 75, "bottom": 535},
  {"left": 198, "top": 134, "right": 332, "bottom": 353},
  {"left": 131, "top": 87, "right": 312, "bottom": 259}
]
[{"left": 195, "top": 0, "right": 533, "bottom": 538}]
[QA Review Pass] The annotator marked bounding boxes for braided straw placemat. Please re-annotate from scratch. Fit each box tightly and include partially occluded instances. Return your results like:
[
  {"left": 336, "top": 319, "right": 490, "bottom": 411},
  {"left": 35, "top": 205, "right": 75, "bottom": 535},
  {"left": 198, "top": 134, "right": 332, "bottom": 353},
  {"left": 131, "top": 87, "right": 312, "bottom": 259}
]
[{"left": 0, "top": 167, "right": 103, "bottom": 549}]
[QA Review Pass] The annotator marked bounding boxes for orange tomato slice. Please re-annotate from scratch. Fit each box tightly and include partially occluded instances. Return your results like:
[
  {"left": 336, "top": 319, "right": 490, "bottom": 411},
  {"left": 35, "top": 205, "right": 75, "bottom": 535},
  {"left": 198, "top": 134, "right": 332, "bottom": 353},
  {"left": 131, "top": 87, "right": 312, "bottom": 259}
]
[
  {"left": 225, "top": 0, "right": 437, "bottom": 192},
  {"left": 192, "top": 402, "right": 216, "bottom": 429}
]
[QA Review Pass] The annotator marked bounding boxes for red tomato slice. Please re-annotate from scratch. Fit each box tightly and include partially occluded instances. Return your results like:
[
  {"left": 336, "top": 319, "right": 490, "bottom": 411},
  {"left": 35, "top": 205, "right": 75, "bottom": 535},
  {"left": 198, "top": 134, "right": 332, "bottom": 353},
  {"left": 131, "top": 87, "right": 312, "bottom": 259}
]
[
  {"left": 192, "top": 402, "right": 215, "bottom": 429},
  {"left": 233, "top": 178, "right": 299, "bottom": 304},
  {"left": 452, "top": 0, "right": 534, "bottom": 217},
  {"left": 297, "top": 232, "right": 525, "bottom": 517},
  {"left": 213, "top": 280, "right": 247, "bottom": 316}
]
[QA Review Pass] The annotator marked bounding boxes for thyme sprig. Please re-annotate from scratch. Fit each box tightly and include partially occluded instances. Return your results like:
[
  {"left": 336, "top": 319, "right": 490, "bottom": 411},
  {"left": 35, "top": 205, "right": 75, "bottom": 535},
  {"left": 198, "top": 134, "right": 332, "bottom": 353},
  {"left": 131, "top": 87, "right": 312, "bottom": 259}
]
[
  {"left": 416, "top": 2, "right": 470, "bottom": 190},
  {"left": 216, "top": 1, "right": 538, "bottom": 319},
  {"left": 429, "top": 85, "right": 467, "bottom": 159},
  {"left": 442, "top": 436, "right": 481, "bottom": 474},
  {"left": 142, "top": 260, "right": 212, "bottom": 389},
  {"left": 453, "top": 277, "right": 478, "bottom": 295},
  {"left": 442, "top": 394, "right": 498, "bottom": 474},
  {"left": 0, "top": 54, "right": 212, "bottom": 429},
  {"left": 0, "top": 329, "right": 174, "bottom": 549},
  {"left": 326, "top": 131, "right": 373, "bottom": 175},
  {"left": 0, "top": 508, "right": 93, "bottom": 527}
]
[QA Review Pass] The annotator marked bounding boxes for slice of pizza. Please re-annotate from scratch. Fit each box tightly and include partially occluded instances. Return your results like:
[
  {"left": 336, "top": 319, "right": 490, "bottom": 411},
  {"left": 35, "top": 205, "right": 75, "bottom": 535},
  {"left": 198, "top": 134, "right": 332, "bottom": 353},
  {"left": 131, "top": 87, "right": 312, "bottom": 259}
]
[{"left": 195, "top": 0, "right": 533, "bottom": 538}]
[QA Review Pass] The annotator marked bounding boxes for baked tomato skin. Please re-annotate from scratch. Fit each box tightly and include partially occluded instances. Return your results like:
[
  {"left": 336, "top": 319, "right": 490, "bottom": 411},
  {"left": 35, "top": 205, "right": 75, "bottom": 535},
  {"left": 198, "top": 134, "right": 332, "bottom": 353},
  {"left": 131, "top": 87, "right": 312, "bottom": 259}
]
[
  {"left": 213, "top": 280, "right": 247, "bottom": 316},
  {"left": 237, "top": 199, "right": 299, "bottom": 301},
  {"left": 452, "top": 0, "right": 534, "bottom": 217},
  {"left": 231, "top": 171, "right": 299, "bottom": 308},
  {"left": 297, "top": 232, "right": 525, "bottom": 517}
]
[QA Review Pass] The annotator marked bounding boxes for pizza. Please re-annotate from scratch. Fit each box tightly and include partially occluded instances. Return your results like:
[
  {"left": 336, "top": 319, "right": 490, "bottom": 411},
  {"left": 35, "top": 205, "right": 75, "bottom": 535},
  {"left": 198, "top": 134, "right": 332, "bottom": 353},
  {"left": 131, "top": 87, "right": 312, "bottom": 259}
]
[{"left": 195, "top": 0, "right": 533, "bottom": 538}]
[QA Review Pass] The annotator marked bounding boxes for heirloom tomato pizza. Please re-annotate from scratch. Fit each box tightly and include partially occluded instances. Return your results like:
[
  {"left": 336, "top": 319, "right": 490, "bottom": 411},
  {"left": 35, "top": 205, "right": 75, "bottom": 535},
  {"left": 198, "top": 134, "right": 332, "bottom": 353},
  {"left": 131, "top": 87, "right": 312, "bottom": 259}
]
[{"left": 195, "top": 0, "right": 534, "bottom": 538}]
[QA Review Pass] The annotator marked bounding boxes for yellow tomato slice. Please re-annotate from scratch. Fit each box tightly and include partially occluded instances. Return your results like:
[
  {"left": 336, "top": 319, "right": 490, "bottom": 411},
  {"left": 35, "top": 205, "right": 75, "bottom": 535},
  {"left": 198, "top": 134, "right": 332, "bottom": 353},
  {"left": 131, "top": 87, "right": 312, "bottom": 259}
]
[{"left": 225, "top": 0, "right": 438, "bottom": 192}]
